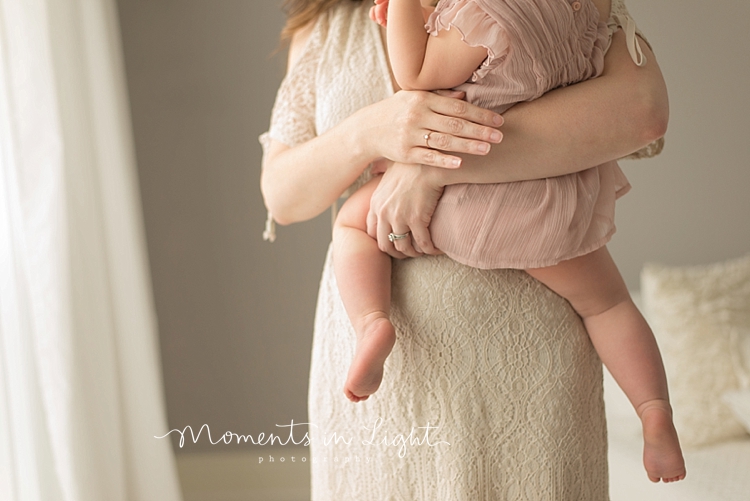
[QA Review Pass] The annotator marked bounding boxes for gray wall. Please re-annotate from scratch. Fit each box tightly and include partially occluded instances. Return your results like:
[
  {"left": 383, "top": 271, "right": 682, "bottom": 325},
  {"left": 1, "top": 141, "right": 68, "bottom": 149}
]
[
  {"left": 607, "top": 1, "right": 750, "bottom": 285},
  {"left": 116, "top": 0, "right": 750, "bottom": 453}
]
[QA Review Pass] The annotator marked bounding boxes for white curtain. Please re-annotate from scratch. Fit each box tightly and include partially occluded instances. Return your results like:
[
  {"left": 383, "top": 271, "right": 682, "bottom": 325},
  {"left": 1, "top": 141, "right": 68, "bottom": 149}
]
[{"left": 0, "top": 0, "right": 183, "bottom": 500}]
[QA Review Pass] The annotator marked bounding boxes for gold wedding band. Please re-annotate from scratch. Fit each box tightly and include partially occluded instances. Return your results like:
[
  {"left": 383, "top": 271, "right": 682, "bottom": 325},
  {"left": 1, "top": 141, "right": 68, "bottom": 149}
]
[{"left": 424, "top": 132, "right": 432, "bottom": 147}]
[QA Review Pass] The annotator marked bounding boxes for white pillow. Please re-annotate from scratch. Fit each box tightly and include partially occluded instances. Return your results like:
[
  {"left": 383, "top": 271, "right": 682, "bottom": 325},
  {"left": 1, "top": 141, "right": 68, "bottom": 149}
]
[
  {"left": 722, "top": 389, "right": 750, "bottom": 434},
  {"left": 724, "top": 327, "right": 750, "bottom": 435},
  {"left": 641, "top": 254, "right": 750, "bottom": 447},
  {"left": 728, "top": 328, "right": 750, "bottom": 388}
]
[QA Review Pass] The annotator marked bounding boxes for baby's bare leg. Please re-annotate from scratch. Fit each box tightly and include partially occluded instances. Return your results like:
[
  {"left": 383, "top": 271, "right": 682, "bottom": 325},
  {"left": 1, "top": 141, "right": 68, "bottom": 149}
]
[
  {"left": 526, "top": 246, "right": 685, "bottom": 483},
  {"left": 333, "top": 177, "right": 396, "bottom": 403}
]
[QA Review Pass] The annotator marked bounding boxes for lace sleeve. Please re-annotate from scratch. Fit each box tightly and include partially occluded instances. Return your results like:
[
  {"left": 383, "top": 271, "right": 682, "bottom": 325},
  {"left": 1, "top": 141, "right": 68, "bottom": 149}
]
[
  {"left": 607, "top": 0, "right": 665, "bottom": 160},
  {"left": 259, "top": 23, "right": 325, "bottom": 152},
  {"left": 259, "top": 18, "right": 327, "bottom": 241}
]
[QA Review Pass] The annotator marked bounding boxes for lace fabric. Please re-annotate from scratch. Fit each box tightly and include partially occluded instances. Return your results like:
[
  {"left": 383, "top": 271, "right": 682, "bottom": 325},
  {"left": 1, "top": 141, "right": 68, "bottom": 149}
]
[{"left": 309, "top": 248, "right": 609, "bottom": 500}]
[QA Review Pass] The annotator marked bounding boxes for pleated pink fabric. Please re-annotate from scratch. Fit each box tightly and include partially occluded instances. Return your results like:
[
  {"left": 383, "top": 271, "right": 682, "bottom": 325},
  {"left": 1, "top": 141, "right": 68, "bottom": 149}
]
[{"left": 427, "top": 0, "right": 631, "bottom": 269}]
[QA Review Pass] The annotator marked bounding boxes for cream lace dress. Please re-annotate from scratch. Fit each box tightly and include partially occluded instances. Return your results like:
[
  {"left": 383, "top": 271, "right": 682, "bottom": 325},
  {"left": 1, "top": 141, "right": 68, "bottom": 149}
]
[{"left": 260, "top": 1, "right": 654, "bottom": 499}]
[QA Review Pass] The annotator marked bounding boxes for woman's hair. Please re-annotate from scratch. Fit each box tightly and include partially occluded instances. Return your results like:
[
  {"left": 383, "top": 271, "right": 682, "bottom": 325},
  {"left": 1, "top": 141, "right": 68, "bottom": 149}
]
[{"left": 281, "top": 0, "right": 362, "bottom": 40}]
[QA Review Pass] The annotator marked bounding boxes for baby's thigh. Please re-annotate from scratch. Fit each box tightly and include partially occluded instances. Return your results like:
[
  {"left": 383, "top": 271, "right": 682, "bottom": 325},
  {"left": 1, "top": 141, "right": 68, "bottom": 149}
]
[
  {"left": 334, "top": 176, "right": 382, "bottom": 231},
  {"left": 526, "top": 246, "right": 630, "bottom": 317}
]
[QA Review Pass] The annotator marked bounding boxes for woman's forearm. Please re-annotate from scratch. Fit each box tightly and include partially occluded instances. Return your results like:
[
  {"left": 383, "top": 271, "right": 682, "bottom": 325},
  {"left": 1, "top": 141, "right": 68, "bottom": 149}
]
[
  {"left": 261, "top": 115, "right": 374, "bottom": 226},
  {"left": 430, "top": 29, "right": 669, "bottom": 186}
]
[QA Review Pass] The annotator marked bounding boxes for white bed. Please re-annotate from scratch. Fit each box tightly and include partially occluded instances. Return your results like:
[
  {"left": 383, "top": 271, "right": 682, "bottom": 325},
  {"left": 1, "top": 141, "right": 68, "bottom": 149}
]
[
  {"left": 605, "top": 367, "right": 750, "bottom": 501},
  {"left": 606, "top": 282, "right": 750, "bottom": 501}
]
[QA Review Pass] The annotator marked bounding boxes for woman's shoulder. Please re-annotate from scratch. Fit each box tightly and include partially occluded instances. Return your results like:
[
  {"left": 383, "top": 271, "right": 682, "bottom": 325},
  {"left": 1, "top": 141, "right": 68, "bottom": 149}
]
[
  {"left": 286, "top": 1, "right": 366, "bottom": 71},
  {"left": 288, "top": 21, "right": 316, "bottom": 71}
]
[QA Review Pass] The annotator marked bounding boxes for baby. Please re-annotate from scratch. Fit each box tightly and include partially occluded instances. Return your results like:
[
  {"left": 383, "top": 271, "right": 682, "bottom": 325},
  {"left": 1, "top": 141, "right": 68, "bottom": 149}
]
[{"left": 333, "top": 0, "right": 686, "bottom": 482}]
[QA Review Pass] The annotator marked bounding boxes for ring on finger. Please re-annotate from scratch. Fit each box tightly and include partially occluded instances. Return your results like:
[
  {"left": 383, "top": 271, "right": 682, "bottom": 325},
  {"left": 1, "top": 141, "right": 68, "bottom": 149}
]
[
  {"left": 388, "top": 231, "right": 410, "bottom": 243},
  {"left": 424, "top": 132, "right": 433, "bottom": 148}
]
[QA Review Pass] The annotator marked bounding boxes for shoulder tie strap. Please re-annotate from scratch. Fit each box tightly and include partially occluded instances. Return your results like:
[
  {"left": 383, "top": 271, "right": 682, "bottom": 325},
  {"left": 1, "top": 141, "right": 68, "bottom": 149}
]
[
  {"left": 262, "top": 204, "right": 337, "bottom": 243},
  {"left": 608, "top": 14, "right": 647, "bottom": 67},
  {"left": 263, "top": 211, "right": 276, "bottom": 242}
]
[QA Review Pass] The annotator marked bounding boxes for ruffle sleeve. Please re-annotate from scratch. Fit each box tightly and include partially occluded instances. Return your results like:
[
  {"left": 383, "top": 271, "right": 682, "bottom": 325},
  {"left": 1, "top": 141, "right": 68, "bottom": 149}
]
[
  {"left": 425, "top": 0, "right": 511, "bottom": 81},
  {"left": 259, "top": 33, "right": 322, "bottom": 153}
]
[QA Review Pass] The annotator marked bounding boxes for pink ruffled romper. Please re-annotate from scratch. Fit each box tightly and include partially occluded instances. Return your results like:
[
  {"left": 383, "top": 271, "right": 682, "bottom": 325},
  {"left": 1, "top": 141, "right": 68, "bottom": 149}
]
[{"left": 427, "top": 0, "right": 631, "bottom": 269}]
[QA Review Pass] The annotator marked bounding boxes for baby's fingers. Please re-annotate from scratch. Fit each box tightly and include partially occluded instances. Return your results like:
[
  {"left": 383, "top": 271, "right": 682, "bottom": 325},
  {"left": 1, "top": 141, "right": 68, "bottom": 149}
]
[{"left": 369, "top": 1, "right": 388, "bottom": 26}]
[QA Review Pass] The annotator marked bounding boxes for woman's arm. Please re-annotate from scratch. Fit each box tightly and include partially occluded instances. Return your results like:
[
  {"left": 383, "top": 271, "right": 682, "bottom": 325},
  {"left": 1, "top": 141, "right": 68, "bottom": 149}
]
[
  {"left": 426, "top": 28, "right": 669, "bottom": 186},
  {"left": 261, "top": 28, "right": 503, "bottom": 226},
  {"left": 387, "top": 0, "right": 487, "bottom": 90},
  {"left": 368, "top": 29, "right": 669, "bottom": 256}
]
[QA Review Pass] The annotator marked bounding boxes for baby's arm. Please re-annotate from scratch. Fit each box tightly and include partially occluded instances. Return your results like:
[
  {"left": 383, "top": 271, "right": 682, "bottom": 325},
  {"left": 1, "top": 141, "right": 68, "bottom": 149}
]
[{"left": 387, "top": 0, "right": 487, "bottom": 91}]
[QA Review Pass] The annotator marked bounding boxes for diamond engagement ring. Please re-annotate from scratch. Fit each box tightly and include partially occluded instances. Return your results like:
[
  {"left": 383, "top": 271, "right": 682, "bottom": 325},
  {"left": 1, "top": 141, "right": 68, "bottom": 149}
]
[
  {"left": 424, "top": 132, "right": 432, "bottom": 147},
  {"left": 388, "top": 232, "right": 410, "bottom": 243}
]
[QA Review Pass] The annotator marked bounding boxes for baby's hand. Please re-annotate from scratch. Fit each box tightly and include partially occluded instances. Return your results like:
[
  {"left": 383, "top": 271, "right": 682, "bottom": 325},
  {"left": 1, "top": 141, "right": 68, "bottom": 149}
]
[{"left": 369, "top": 0, "right": 389, "bottom": 27}]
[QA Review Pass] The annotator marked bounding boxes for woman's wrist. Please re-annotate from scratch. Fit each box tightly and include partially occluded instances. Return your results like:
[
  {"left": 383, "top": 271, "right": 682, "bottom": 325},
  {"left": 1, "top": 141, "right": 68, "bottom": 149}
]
[
  {"left": 347, "top": 98, "right": 409, "bottom": 167},
  {"left": 343, "top": 97, "right": 396, "bottom": 167},
  {"left": 419, "top": 163, "right": 452, "bottom": 189},
  {"left": 342, "top": 105, "right": 386, "bottom": 172}
]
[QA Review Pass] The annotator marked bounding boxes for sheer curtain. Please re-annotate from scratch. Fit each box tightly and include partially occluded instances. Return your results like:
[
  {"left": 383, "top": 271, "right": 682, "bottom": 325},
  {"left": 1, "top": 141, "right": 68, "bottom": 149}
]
[{"left": 0, "top": 0, "right": 182, "bottom": 500}]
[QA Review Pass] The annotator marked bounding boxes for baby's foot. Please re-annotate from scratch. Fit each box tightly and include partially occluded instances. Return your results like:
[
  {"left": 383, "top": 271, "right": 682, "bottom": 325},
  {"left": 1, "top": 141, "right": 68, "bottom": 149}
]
[
  {"left": 344, "top": 314, "right": 396, "bottom": 402},
  {"left": 638, "top": 400, "right": 686, "bottom": 483}
]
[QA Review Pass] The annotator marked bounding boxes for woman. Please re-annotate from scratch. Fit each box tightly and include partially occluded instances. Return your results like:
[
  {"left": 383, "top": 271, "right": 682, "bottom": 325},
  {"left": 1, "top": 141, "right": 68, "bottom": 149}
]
[{"left": 260, "top": 0, "right": 668, "bottom": 498}]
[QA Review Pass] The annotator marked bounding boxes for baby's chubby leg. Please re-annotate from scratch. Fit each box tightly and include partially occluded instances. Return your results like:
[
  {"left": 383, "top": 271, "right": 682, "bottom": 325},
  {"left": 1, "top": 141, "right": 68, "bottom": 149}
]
[
  {"left": 527, "top": 247, "right": 666, "bottom": 409},
  {"left": 333, "top": 177, "right": 396, "bottom": 403},
  {"left": 526, "top": 246, "right": 685, "bottom": 483}
]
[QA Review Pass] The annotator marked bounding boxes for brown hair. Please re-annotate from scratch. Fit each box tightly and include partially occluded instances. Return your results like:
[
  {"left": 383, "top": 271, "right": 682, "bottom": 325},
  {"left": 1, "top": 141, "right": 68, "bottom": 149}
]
[{"left": 281, "top": 0, "right": 362, "bottom": 40}]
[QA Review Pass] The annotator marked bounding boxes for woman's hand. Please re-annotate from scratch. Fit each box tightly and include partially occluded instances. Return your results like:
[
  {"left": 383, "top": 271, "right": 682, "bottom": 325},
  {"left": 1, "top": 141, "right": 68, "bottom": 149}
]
[
  {"left": 366, "top": 162, "right": 444, "bottom": 259},
  {"left": 357, "top": 89, "right": 504, "bottom": 170}
]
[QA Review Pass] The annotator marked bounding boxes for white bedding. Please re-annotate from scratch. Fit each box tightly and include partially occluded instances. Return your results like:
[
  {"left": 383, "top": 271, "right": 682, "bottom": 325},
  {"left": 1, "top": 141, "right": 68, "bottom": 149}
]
[{"left": 605, "top": 368, "right": 750, "bottom": 501}]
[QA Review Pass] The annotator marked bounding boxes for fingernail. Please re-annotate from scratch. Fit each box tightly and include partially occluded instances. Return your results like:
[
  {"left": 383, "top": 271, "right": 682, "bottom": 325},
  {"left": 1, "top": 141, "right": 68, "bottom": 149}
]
[
  {"left": 477, "top": 143, "right": 489, "bottom": 153},
  {"left": 452, "top": 158, "right": 462, "bottom": 167},
  {"left": 490, "top": 131, "right": 502, "bottom": 142},
  {"left": 493, "top": 115, "right": 503, "bottom": 125}
]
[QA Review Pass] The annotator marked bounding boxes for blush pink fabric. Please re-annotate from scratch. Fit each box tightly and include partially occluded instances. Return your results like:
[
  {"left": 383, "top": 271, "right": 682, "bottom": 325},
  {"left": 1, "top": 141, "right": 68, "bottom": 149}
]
[{"left": 426, "top": 0, "right": 631, "bottom": 269}]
